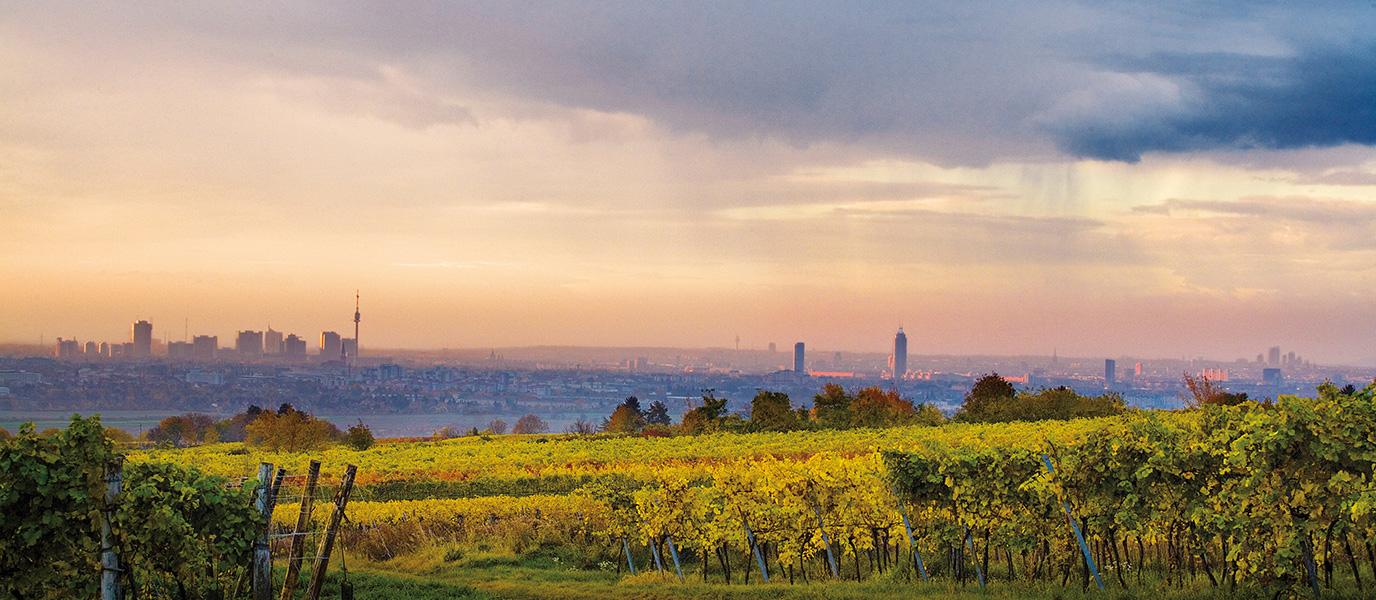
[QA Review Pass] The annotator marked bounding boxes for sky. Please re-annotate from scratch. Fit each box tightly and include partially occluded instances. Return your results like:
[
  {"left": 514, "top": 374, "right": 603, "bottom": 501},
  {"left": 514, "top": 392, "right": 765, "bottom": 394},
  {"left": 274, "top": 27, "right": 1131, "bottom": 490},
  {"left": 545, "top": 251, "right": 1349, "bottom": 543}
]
[{"left": 2, "top": 2, "right": 1376, "bottom": 364}]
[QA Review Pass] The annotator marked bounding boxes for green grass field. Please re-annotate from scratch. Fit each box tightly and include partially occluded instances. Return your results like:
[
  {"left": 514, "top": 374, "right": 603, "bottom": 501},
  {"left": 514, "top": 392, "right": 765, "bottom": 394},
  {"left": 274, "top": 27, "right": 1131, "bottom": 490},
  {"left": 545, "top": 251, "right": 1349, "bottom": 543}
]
[{"left": 297, "top": 543, "right": 1368, "bottom": 600}]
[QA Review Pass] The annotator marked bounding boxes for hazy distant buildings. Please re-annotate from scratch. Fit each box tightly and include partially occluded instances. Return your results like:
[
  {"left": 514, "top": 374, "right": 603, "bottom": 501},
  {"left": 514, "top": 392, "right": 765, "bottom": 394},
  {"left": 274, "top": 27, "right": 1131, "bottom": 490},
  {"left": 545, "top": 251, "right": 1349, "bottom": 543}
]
[
  {"left": 235, "top": 330, "right": 263, "bottom": 355},
  {"left": 794, "top": 342, "right": 806, "bottom": 373},
  {"left": 1268, "top": 346, "right": 1281, "bottom": 366},
  {"left": 768, "top": 342, "right": 776, "bottom": 353},
  {"left": 284, "top": 334, "right": 307, "bottom": 358},
  {"left": 1263, "top": 367, "right": 1284, "bottom": 387},
  {"left": 342, "top": 338, "right": 358, "bottom": 360},
  {"left": 84, "top": 341, "right": 97, "bottom": 356},
  {"left": 893, "top": 328, "right": 908, "bottom": 378},
  {"left": 1105, "top": 359, "right": 1116, "bottom": 385},
  {"left": 192, "top": 335, "right": 217, "bottom": 360},
  {"left": 320, "top": 331, "right": 342, "bottom": 359},
  {"left": 167, "top": 339, "right": 192, "bottom": 357},
  {"left": 131, "top": 320, "right": 153, "bottom": 357},
  {"left": 264, "top": 328, "right": 283, "bottom": 355},
  {"left": 99, "top": 342, "right": 110, "bottom": 357},
  {"left": 55, "top": 338, "right": 79, "bottom": 359}
]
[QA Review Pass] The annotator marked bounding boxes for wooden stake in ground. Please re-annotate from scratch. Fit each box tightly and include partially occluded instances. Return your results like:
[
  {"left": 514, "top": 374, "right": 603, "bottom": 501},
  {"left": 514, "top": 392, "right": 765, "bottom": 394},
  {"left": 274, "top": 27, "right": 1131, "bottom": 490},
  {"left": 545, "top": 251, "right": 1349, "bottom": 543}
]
[
  {"left": 305, "top": 464, "right": 357, "bottom": 600},
  {"left": 253, "top": 462, "right": 275, "bottom": 600},
  {"left": 100, "top": 458, "right": 123, "bottom": 600},
  {"left": 281, "top": 460, "right": 321, "bottom": 600}
]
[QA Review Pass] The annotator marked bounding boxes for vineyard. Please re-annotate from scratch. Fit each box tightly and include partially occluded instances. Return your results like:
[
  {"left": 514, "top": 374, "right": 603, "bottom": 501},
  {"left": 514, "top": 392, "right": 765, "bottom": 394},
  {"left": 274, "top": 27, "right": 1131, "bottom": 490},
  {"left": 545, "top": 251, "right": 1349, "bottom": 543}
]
[
  {"left": 118, "top": 382, "right": 1376, "bottom": 597},
  {"left": 6, "top": 383, "right": 1374, "bottom": 598}
]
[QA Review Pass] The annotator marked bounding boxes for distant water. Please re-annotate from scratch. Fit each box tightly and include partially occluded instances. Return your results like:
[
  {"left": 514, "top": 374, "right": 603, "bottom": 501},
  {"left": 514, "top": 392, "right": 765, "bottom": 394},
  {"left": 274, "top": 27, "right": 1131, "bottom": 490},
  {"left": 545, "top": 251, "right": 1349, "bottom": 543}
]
[{"left": 0, "top": 410, "right": 591, "bottom": 438}]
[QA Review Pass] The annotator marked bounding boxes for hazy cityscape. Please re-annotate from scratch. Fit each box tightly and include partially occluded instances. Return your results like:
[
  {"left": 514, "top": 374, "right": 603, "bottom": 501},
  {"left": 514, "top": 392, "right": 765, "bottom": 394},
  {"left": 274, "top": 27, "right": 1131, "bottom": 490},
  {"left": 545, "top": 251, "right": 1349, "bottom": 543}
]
[{"left": 2, "top": 299, "right": 1364, "bottom": 437}]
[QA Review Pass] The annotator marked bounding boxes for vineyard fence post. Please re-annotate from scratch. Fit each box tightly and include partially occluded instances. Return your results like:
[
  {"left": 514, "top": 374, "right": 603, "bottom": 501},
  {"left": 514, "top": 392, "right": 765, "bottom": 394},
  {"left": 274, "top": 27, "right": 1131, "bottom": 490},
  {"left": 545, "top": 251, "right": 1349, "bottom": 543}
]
[
  {"left": 100, "top": 458, "right": 123, "bottom": 600},
  {"left": 281, "top": 459, "right": 321, "bottom": 600},
  {"left": 621, "top": 536, "right": 637, "bottom": 574},
  {"left": 744, "top": 522, "right": 769, "bottom": 582},
  {"left": 650, "top": 536, "right": 666, "bottom": 573},
  {"left": 305, "top": 464, "right": 357, "bottom": 600},
  {"left": 813, "top": 504, "right": 840, "bottom": 578},
  {"left": 963, "top": 526, "right": 986, "bottom": 589},
  {"left": 1040, "top": 454, "right": 1104, "bottom": 591},
  {"left": 665, "top": 534, "right": 685, "bottom": 582},
  {"left": 252, "top": 462, "right": 275, "bottom": 600},
  {"left": 900, "top": 512, "right": 929, "bottom": 580}
]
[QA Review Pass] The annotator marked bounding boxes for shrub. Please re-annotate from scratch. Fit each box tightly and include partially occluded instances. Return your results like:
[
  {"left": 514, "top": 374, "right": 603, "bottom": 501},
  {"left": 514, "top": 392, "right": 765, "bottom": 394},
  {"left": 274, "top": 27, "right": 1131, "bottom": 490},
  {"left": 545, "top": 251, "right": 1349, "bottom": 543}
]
[{"left": 344, "top": 420, "right": 375, "bottom": 450}]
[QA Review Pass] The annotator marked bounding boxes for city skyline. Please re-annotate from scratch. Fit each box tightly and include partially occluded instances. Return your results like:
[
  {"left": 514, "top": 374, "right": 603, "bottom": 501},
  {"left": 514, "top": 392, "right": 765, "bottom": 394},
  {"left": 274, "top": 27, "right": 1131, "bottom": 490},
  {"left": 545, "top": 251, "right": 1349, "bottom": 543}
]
[{"left": 4, "top": 4, "right": 1376, "bottom": 364}]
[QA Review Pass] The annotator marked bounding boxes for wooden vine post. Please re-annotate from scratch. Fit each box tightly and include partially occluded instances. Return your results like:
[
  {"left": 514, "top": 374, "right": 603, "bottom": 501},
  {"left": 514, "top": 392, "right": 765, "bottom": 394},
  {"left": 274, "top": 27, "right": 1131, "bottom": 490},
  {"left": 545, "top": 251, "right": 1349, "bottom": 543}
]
[
  {"left": 305, "top": 464, "right": 357, "bottom": 600},
  {"left": 100, "top": 458, "right": 124, "bottom": 600},
  {"left": 252, "top": 462, "right": 275, "bottom": 600},
  {"left": 621, "top": 536, "right": 638, "bottom": 574},
  {"left": 280, "top": 460, "right": 322, "bottom": 600}
]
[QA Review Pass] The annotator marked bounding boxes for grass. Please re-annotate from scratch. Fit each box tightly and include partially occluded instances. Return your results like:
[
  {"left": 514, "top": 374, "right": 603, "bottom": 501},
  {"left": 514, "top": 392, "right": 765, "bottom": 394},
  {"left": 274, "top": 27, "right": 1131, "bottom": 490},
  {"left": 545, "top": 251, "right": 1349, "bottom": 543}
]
[{"left": 296, "top": 543, "right": 1371, "bottom": 600}]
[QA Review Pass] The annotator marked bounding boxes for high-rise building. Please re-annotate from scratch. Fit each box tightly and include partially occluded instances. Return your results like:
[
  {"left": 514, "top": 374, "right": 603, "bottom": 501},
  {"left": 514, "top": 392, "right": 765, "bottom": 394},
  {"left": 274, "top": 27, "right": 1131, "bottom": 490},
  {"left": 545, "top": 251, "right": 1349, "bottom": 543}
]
[
  {"left": 283, "top": 334, "right": 307, "bottom": 358},
  {"left": 84, "top": 341, "right": 97, "bottom": 356},
  {"left": 1267, "top": 346, "right": 1281, "bottom": 366},
  {"left": 99, "top": 342, "right": 110, "bottom": 357},
  {"left": 55, "top": 338, "right": 79, "bottom": 359},
  {"left": 264, "top": 328, "right": 283, "bottom": 355},
  {"left": 767, "top": 342, "right": 776, "bottom": 353},
  {"left": 1105, "top": 359, "right": 1116, "bottom": 385},
  {"left": 192, "top": 335, "right": 217, "bottom": 360},
  {"left": 320, "top": 331, "right": 342, "bottom": 359},
  {"left": 1262, "top": 368, "right": 1283, "bottom": 387},
  {"left": 893, "top": 328, "right": 908, "bottom": 378},
  {"left": 793, "top": 342, "right": 806, "bottom": 373},
  {"left": 235, "top": 330, "right": 263, "bottom": 355},
  {"left": 131, "top": 320, "right": 153, "bottom": 357},
  {"left": 342, "top": 338, "right": 357, "bottom": 360},
  {"left": 167, "top": 341, "right": 193, "bottom": 359},
  {"left": 1134, "top": 362, "right": 1143, "bottom": 377}
]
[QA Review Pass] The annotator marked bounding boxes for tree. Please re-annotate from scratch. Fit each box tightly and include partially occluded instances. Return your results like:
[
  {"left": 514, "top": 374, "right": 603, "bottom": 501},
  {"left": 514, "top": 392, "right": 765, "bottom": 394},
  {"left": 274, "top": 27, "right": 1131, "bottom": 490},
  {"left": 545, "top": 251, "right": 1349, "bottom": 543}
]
[
  {"left": 245, "top": 408, "right": 339, "bottom": 451},
  {"left": 750, "top": 390, "right": 798, "bottom": 431},
  {"left": 644, "top": 401, "right": 672, "bottom": 426},
  {"left": 810, "top": 383, "right": 852, "bottom": 428},
  {"left": 487, "top": 419, "right": 509, "bottom": 435},
  {"left": 343, "top": 420, "right": 375, "bottom": 450},
  {"left": 681, "top": 392, "right": 729, "bottom": 434},
  {"left": 1183, "top": 373, "right": 1250, "bottom": 406},
  {"left": 849, "top": 387, "right": 916, "bottom": 427},
  {"left": 566, "top": 418, "right": 597, "bottom": 435},
  {"left": 914, "top": 402, "right": 946, "bottom": 426},
  {"left": 604, "top": 397, "right": 647, "bottom": 434},
  {"left": 145, "top": 413, "right": 217, "bottom": 447},
  {"left": 954, "top": 373, "right": 1017, "bottom": 422},
  {"left": 512, "top": 414, "right": 548, "bottom": 434}
]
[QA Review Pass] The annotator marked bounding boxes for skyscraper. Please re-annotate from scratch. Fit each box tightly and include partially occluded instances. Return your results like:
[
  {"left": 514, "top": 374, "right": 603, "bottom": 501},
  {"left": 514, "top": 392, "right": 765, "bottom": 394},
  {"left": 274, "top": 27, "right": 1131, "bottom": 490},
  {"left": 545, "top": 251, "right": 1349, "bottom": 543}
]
[
  {"left": 1268, "top": 346, "right": 1281, "bottom": 366},
  {"left": 283, "top": 334, "right": 307, "bottom": 357},
  {"left": 264, "top": 328, "right": 283, "bottom": 354},
  {"left": 192, "top": 335, "right": 217, "bottom": 360},
  {"left": 320, "top": 331, "right": 342, "bottom": 359},
  {"left": 131, "top": 320, "right": 153, "bottom": 357},
  {"left": 893, "top": 327, "right": 908, "bottom": 378},
  {"left": 1105, "top": 359, "right": 1117, "bottom": 386},
  {"left": 794, "top": 342, "right": 806, "bottom": 373},
  {"left": 235, "top": 330, "right": 263, "bottom": 355}
]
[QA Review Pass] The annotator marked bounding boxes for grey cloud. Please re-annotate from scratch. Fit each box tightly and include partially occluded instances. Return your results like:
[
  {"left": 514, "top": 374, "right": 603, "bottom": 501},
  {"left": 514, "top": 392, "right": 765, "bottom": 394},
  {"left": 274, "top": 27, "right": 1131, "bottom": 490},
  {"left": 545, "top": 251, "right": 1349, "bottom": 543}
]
[{"left": 4, "top": 2, "right": 1373, "bottom": 164}]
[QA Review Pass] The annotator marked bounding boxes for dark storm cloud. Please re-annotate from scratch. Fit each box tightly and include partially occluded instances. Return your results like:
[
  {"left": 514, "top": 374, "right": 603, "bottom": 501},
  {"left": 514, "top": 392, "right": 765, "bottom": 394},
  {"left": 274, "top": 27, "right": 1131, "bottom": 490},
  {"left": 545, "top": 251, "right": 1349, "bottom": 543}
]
[
  {"left": 1051, "top": 45, "right": 1376, "bottom": 161},
  {"left": 3, "top": 1, "right": 1373, "bottom": 163}
]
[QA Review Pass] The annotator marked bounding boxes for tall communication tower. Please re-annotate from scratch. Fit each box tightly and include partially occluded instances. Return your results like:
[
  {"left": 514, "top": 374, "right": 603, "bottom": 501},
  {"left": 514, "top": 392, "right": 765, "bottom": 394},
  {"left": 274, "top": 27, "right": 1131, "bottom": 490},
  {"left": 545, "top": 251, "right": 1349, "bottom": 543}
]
[{"left": 353, "top": 290, "right": 361, "bottom": 362}]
